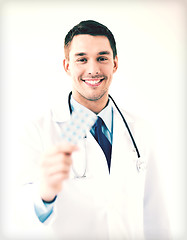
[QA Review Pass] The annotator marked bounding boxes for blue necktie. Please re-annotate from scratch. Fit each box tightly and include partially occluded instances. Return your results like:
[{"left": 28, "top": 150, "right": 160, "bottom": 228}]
[{"left": 92, "top": 116, "right": 112, "bottom": 172}]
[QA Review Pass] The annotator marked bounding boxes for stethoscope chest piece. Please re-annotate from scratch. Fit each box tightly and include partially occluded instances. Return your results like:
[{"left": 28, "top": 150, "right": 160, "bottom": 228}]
[{"left": 136, "top": 159, "right": 147, "bottom": 172}]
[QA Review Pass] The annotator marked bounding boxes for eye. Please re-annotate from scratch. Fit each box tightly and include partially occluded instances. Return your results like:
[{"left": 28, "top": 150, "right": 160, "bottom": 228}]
[
  {"left": 97, "top": 56, "right": 108, "bottom": 62},
  {"left": 76, "top": 58, "right": 87, "bottom": 63}
]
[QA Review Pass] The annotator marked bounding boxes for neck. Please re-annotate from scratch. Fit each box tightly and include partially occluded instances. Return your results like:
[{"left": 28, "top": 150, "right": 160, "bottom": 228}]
[{"left": 72, "top": 91, "right": 109, "bottom": 114}]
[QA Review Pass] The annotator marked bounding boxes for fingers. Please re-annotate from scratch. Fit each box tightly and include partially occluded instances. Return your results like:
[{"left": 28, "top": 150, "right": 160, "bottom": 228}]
[
  {"left": 46, "top": 142, "right": 79, "bottom": 156},
  {"left": 42, "top": 154, "right": 72, "bottom": 177},
  {"left": 39, "top": 142, "right": 78, "bottom": 201},
  {"left": 42, "top": 152, "right": 72, "bottom": 168}
]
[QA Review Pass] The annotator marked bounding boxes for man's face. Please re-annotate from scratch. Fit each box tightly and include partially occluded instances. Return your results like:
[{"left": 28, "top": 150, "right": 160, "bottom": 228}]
[{"left": 64, "top": 34, "right": 118, "bottom": 105}]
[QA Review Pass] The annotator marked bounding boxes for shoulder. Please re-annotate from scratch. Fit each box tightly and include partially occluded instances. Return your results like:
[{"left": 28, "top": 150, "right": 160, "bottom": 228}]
[
  {"left": 113, "top": 104, "right": 150, "bottom": 132},
  {"left": 22, "top": 109, "right": 53, "bottom": 134},
  {"left": 24, "top": 98, "right": 70, "bottom": 130},
  {"left": 115, "top": 106, "right": 156, "bottom": 155}
]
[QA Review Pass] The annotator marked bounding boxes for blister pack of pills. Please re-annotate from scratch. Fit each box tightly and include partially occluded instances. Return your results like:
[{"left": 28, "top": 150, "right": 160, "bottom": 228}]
[{"left": 61, "top": 108, "right": 97, "bottom": 144}]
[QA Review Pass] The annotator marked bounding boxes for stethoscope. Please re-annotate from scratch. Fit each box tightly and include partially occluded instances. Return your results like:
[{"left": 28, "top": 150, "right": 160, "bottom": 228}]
[{"left": 68, "top": 91, "right": 144, "bottom": 177}]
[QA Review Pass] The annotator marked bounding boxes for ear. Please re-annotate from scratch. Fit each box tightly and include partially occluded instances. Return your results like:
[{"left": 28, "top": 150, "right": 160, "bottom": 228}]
[
  {"left": 113, "top": 55, "right": 118, "bottom": 73},
  {"left": 63, "top": 58, "right": 71, "bottom": 76}
]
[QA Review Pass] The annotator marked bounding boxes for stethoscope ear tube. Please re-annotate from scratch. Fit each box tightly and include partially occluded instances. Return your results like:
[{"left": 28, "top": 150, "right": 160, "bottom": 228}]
[
  {"left": 68, "top": 91, "right": 73, "bottom": 114},
  {"left": 109, "top": 94, "right": 141, "bottom": 158}
]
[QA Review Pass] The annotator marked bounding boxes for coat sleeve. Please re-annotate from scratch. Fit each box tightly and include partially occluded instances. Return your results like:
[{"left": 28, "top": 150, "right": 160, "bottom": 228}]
[{"left": 10, "top": 120, "right": 56, "bottom": 238}]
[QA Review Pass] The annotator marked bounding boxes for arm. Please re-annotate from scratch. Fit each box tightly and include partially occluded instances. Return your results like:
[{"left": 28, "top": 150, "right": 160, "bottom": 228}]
[{"left": 13, "top": 120, "right": 78, "bottom": 231}]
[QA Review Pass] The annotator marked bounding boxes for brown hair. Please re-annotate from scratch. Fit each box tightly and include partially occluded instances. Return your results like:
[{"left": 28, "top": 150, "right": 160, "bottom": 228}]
[{"left": 64, "top": 20, "right": 117, "bottom": 59}]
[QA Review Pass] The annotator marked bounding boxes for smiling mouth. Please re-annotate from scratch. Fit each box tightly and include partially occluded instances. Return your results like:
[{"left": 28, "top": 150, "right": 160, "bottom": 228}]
[{"left": 82, "top": 78, "right": 105, "bottom": 86}]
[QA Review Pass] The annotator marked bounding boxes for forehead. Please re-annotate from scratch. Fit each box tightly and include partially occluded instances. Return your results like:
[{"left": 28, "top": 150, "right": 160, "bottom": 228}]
[{"left": 69, "top": 34, "right": 112, "bottom": 57}]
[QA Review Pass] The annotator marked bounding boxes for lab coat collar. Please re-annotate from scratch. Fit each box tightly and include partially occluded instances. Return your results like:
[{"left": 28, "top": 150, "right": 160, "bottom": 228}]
[{"left": 110, "top": 98, "right": 135, "bottom": 124}]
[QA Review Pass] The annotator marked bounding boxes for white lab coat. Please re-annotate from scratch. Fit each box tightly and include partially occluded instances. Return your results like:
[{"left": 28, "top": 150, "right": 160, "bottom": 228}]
[{"left": 14, "top": 94, "right": 171, "bottom": 240}]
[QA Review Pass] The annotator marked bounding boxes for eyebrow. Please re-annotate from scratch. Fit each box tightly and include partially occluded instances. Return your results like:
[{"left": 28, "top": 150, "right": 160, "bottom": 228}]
[
  {"left": 74, "top": 51, "right": 111, "bottom": 57},
  {"left": 98, "top": 51, "right": 111, "bottom": 55},
  {"left": 75, "top": 52, "right": 87, "bottom": 57}
]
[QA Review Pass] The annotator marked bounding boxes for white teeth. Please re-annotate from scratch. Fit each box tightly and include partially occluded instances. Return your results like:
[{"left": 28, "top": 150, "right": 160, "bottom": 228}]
[{"left": 85, "top": 79, "right": 101, "bottom": 85}]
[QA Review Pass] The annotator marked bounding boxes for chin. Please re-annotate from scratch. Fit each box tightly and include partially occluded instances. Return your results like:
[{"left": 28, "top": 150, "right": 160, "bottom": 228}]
[{"left": 85, "top": 92, "right": 107, "bottom": 102}]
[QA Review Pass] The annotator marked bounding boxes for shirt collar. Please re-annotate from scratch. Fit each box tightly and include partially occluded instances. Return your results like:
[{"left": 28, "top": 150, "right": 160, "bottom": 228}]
[
  {"left": 71, "top": 96, "right": 113, "bottom": 133},
  {"left": 97, "top": 100, "right": 112, "bottom": 133}
]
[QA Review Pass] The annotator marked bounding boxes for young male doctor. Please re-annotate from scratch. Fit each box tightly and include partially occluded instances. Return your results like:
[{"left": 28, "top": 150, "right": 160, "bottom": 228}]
[{"left": 16, "top": 20, "right": 171, "bottom": 239}]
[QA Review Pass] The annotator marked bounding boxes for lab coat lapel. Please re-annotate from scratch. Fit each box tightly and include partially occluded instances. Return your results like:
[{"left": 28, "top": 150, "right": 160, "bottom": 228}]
[
  {"left": 44, "top": 97, "right": 71, "bottom": 147},
  {"left": 84, "top": 130, "right": 109, "bottom": 178},
  {"left": 110, "top": 107, "right": 137, "bottom": 176},
  {"left": 51, "top": 94, "right": 71, "bottom": 123}
]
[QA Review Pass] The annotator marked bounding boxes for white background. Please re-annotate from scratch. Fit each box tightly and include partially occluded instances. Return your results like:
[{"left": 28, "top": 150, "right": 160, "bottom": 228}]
[{"left": 1, "top": 0, "right": 186, "bottom": 239}]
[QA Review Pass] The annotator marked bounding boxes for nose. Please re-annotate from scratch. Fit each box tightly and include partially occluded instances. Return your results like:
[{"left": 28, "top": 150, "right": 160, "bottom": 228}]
[{"left": 87, "top": 60, "right": 100, "bottom": 75}]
